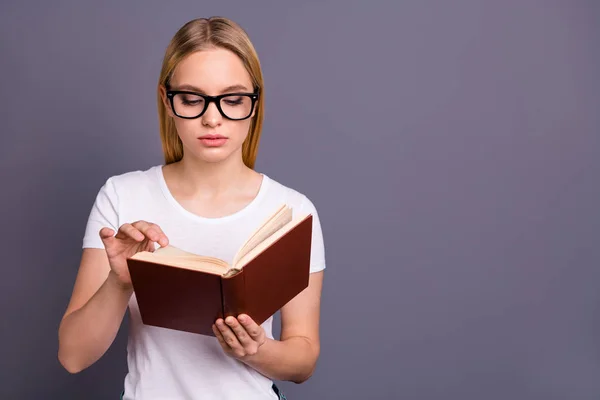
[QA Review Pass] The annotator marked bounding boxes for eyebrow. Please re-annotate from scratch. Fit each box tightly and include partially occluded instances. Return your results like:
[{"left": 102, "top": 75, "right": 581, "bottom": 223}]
[{"left": 172, "top": 84, "right": 252, "bottom": 94}]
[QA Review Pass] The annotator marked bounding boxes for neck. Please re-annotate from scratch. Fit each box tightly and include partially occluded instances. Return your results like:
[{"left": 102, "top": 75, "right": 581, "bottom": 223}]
[{"left": 173, "top": 152, "right": 254, "bottom": 196}]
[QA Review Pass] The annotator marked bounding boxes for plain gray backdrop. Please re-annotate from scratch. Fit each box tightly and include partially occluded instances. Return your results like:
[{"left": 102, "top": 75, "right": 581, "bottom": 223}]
[{"left": 1, "top": 1, "right": 599, "bottom": 399}]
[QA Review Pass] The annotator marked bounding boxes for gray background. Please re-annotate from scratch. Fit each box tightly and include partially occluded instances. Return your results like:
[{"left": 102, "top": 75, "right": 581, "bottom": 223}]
[{"left": 1, "top": 1, "right": 599, "bottom": 399}]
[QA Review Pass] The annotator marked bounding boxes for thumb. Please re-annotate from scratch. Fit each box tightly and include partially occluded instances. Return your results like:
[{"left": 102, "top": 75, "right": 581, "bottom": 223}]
[{"left": 99, "top": 227, "right": 115, "bottom": 246}]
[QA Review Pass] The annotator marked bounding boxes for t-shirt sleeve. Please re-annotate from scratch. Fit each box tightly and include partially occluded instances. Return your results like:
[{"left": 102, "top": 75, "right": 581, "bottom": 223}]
[
  {"left": 82, "top": 178, "right": 120, "bottom": 249},
  {"left": 298, "top": 195, "right": 326, "bottom": 274}
]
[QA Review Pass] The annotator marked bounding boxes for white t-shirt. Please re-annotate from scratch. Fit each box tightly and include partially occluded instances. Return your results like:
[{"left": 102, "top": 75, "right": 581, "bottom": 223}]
[{"left": 82, "top": 165, "right": 326, "bottom": 400}]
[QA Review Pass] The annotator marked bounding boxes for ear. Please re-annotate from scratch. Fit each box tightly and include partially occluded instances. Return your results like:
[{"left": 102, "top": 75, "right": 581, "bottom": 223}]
[{"left": 159, "top": 84, "right": 174, "bottom": 118}]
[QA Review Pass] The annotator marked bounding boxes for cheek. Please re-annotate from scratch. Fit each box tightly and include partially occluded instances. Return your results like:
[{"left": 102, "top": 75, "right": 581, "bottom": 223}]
[
  {"left": 173, "top": 119, "right": 200, "bottom": 140},
  {"left": 230, "top": 121, "right": 253, "bottom": 141}
]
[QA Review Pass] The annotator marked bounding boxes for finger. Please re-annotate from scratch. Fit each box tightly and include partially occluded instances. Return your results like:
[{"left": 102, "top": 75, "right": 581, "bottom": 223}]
[
  {"left": 147, "top": 223, "right": 169, "bottom": 247},
  {"left": 130, "top": 221, "right": 156, "bottom": 241},
  {"left": 216, "top": 318, "right": 243, "bottom": 352},
  {"left": 224, "top": 316, "right": 252, "bottom": 346},
  {"left": 116, "top": 223, "right": 145, "bottom": 242},
  {"left": 238, "top": 314, "right": 264, "bottom": 342},
  {"left": 143, "top": 240, "right": 156, "bottom": 252},
  {"left": 212, "top": 324, "right": 228, "bottom": 348},
  {"left": 133, "top": 221, "right": 169, "bottom": 247}
]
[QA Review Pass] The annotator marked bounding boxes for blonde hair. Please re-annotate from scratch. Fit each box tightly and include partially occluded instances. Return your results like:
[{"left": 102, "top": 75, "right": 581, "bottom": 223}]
[{"left": 157, "top": 17, "right": 264, "bottom": 169}]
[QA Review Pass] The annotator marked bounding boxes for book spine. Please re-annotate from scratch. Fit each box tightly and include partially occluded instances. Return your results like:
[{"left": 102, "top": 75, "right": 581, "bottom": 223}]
[{"left": 220, "top": 272, "right": 246, "bottom": 319}]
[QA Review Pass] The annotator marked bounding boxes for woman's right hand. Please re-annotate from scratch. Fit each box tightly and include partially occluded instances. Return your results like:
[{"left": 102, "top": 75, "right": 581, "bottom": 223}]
[{"left": 99, "top": 221, "right": 169, "bottom": 290}]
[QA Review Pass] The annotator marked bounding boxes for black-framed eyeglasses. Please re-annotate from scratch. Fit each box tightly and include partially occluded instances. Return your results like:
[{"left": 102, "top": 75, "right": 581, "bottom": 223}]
[{"left": 165, "top": 89, "right": 259, "bottom": 121}]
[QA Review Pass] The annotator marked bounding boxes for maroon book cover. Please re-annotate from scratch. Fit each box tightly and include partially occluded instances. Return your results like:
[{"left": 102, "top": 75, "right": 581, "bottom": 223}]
[{"left": 127, "top": 215, "right": 313, "bottom": 336}]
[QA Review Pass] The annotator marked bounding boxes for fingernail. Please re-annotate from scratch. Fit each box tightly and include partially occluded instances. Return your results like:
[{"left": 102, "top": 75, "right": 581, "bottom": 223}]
[{"left": 238, "top": 315, "right": 246, "bottom": 323}]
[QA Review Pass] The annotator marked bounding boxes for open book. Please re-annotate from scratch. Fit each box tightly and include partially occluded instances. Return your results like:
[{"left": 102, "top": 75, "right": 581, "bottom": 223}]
[{"left": 126, "top": 204, "right": 313, "bottom": 336}]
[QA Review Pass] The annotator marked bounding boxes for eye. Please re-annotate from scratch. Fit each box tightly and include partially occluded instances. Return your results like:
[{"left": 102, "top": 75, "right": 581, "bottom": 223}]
[
  {"left": 178, "top": 94, "right": 204, "bottom": 106},
  {"left": 182, "top": 99, "right": 202, "bottom": 106},
  {"left": 223, "top": 96, "right": 244, "bottom": 106}
]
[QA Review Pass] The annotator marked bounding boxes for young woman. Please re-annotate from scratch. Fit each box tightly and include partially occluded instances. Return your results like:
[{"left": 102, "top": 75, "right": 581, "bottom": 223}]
[{"left": 57, "top": 16, "right": 326, "bottom": 400}]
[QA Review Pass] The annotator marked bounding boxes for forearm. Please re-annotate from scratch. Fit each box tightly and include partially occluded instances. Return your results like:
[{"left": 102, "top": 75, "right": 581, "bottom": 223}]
[
  {"left": 58, "top": 272, "right": 132, "bottom": 373},
  {"left": 242, "top": 336, "right": 319, "bottom": 383}
]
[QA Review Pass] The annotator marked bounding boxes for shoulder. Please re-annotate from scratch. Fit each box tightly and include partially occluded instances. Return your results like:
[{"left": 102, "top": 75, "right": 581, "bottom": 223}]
[
  {"left": 261, "top": 174, "right": 327, "bottom": 273},
  {"left": 261, "top": 174, "right": 320, "bottom": 216},
  {"left": 90, "top": 165, "right": 163, "bottom": 213},
  {"left": 84, "top": 165, "right": 163, "bottom": 235},
  {"left": 103, "top": 165, "right": 161, "bottom": 190},
  {"left": 98, "top": 165, "right": 162, "bottom": 199},
  {"left": 263, "top": 174, "right": 313, "bottom": 206}
]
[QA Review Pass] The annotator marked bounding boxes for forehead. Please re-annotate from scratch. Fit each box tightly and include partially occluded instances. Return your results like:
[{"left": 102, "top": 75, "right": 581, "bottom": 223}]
[{"left": 170, "top": 48, "right": 252, "bottom": 93}]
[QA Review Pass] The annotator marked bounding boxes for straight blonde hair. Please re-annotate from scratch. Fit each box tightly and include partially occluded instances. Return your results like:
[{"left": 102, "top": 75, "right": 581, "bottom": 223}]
[{"left": 157, "top": 17, "right": 264, "bottom": 169}]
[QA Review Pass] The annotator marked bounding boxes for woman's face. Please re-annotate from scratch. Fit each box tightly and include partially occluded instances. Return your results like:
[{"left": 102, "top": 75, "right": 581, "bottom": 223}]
[{"left": 162, "top": 48, "right": 256, "bottom": 165}]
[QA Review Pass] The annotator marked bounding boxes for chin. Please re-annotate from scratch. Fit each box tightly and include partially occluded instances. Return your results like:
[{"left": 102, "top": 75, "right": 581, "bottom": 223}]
[
  {"left": 191, "top": 149, "right": 238, "bottom": 164},
  {"left": 181, "top": 138, "right": 245, "bottom": 165}
]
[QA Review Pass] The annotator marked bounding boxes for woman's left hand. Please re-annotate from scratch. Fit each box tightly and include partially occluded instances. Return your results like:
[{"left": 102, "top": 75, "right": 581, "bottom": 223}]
[{"left": 212, "top": 314, "right": 267, "bottom": 360}]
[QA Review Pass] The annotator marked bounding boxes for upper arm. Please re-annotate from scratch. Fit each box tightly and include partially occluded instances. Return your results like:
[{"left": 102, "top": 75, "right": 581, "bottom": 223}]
[
  {"left": 61, "top": 248, "right": 112, "bottom": 320},
  {"left": 62, "top": 177, "right": 120, "bottom": 320},
  {"left": 280, "top": 271, "right": 324, "bottom": 349},
  {"left": 280, "top": 195, "right": 327, "bottom": 347}
]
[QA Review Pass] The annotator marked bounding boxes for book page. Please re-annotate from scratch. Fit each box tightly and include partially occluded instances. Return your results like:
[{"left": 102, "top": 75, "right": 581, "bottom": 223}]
[
  {"left": 231, "top": 204, "right": 292, "bottom": 266},
  {"left": 234, "top": 213, "right": 310, "bottom": 269},
  {"left": 130, "top": 246, "right": 230, "bottom": 274},
  {"left": 153, "top": 245, "right": 199, "bottom": 257}
]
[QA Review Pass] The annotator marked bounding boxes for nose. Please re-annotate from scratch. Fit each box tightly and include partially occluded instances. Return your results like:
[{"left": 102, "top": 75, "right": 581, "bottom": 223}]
[{"left": 201, "top": 101, "right": 222, "bottom": 127}]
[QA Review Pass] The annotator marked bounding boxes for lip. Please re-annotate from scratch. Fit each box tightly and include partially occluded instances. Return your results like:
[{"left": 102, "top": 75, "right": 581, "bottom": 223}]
[
  {"left": 198, "top": 135, "right": 228, "bottom": 147},
  {"left": 198, "top": 134, "right": 227, "bottom": 139}
]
